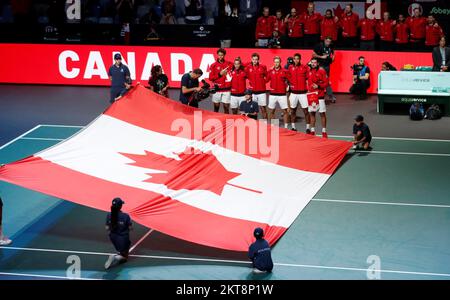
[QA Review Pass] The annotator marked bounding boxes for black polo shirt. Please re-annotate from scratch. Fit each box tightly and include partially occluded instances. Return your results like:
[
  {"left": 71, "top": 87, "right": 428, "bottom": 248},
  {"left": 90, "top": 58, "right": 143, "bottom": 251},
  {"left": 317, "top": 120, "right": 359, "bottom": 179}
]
[
  {"left": 179, "top": 73, "right": 199, "bottom": 105},
  {"left": 108, "top": 63, "right": 131, "bottom": 88},
  {"left": 314, "top": 42, "right": 334, "bottom": 67},
  {"left": 239, "top": 100, "right": 259, "bottom": 119}
]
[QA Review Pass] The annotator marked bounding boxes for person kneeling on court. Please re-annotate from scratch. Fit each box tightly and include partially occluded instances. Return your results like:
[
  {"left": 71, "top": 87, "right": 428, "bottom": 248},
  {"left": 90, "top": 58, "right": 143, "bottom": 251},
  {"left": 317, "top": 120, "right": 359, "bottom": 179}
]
[
  {"left": 352, "top": 115, "right": 372, "bottom": 150},
  {"left": 105, "top": 197, "right": 133, "bottom": 270},
  {"left": 248, "top": 228, "right": 273, "bottom": 273},
  {"left": 239, "top": 89, "right": 259, "bottom": 120}
]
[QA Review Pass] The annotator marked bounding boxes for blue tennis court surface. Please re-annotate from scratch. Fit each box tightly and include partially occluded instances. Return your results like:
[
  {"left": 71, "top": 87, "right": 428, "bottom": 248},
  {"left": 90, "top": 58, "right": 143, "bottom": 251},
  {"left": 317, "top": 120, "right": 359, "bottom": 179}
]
[{"left": 1, "top": 125, "right": 450, "bottom": 280}]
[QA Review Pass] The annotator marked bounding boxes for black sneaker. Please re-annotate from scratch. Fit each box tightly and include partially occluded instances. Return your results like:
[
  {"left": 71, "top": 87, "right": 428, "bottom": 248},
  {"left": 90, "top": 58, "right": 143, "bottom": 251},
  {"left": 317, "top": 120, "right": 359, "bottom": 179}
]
[
  {"left": 291, "top": 128, "right": 297, "bottom": 131},
  {"left": 306, "top": 129, "right": 311, "bottom": 134}
]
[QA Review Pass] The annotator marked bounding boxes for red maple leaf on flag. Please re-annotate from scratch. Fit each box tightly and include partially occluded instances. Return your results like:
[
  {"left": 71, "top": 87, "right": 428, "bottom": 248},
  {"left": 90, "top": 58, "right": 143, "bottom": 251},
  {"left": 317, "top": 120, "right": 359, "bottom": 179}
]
[{"left": 120, "top": 147, "right": 260, "bottom": 195}]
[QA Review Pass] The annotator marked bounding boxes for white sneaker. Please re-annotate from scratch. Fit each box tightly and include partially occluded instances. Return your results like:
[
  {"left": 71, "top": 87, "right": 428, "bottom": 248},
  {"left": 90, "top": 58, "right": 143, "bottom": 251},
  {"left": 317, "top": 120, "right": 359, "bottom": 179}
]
[
  {"left": 0, "top": 237, "right": 12, "bottom": 246},
  {"left": 252, "top": 268, "right": 267, "bottom": 274},
  {"left": 104, "top": 255, "right": 115, "bottom": 270}
]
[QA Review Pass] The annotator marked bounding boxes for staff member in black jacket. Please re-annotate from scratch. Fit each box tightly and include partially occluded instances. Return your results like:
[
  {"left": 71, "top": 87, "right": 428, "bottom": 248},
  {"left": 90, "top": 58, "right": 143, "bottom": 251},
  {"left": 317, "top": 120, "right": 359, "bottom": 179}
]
[{"left": 432, "top": 37, "right": 450, "bottom": 72}]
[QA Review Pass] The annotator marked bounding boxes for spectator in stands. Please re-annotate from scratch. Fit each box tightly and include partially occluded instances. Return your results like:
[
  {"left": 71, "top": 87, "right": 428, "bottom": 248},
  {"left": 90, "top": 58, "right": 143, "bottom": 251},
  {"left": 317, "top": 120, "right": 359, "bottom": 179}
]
[
  {"left": 239, "top": 89, "right": 259, "bottom": 120},
  {"left": 313, "top": 37, "right": 336, "bottom": 103},
  {"left": 320, "top": 9, "right": 338, "bottom": 43},
  {"left": 350, "top": 56, "right": 370, "bottom": 100},
  {"left": 358, "top": 11, "right": 377, "bottom": 50},
  {"left": 407, "top": 7, "right": 427, "bottom": 51},
  {"left": 108, "top": 53, "right": 131, "bottom": 103},
  {"left": 394, "top": 14, "right": 409, "bottom": 51},
  {"left": 285, "top": 7, "right": 304, "bottom": 48},
  {"left": 184, "top": 0, "right": 204, "bottom": 24},
  {"left": 115, "top": 0, "right": 135, "bottom": 24},
  {"left": 377, "top": 12, "right": 395, "bottom": 51},
  {"left": 381, "top": 61, "right": 397, "bottom": 71},
  {"left": 340, "top": 3, "right": 359, "bottom": 48},
  {"left": 180, "top": 68, "right": 203, "bottom": 107},
  {"left": 11, "top": 0, "right": 32, "bottom": 25},
  {"left": 217, "top": 0, "right": 239, "bottom": 48},
  {"left": 255, "top": 7, "right": 275, "bottom": 48},
  {"left": 303, "top": 2, "right": 322, "bottom": 48},
  {"left": 48, "top": 0, "right": 65, "bottom": 27},
  {"left": 307, "top": 58, "right": 329, "bottom": 137},
  {"left": 148, "top": 65, "right": 169, "bottom": 97},
  {"left": 248, "top": 227, "right": 273, "bottom": 274},
  {"left": 274, "top": 9, "right": 287, "bottom": 38},
  {"left": 352, "top": 115, "right": 372, "bottom": 150},
  {"left": 432, "top": 36, "right": 450, "bottom": 72},
  {"left": 239, "top": 0, "right": 258, "bottom": 25},
  {"left": 105, "top": 198, "right": 132, "bottom": 270},
  {"left": 0, "top": 195, "right": 12, "bottom": 246},
  {"left": 161, "top": 0, "right": 177, "bottom": 24},
  {"left": 425, "top": 15, "right": 444, "bottom": 50},
  {"left": 203, "top": 0, "right": 218, "bottom": 24}
]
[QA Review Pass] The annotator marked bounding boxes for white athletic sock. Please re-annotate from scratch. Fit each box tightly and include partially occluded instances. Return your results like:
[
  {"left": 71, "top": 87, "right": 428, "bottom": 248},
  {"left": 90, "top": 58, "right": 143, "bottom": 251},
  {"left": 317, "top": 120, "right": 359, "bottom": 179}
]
[
  {"left": 311, "top": 127, "right": 315, "bottom": 132},
  {"left": 284, "top": 124, "right": 288, "bottom": 128},
  {"left": 322, "top": 128, "right": 327, "bottom": 133},
  {"left": 291, "top": 123, "right": 296, "bottom": 129},
  {"left": 306, "top": 124, "right": 311, "bottom": 129}
]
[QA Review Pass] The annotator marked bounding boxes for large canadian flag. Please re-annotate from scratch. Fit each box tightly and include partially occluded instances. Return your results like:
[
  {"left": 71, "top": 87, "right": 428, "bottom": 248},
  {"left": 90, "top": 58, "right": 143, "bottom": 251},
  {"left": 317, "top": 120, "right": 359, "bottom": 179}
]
[{"left": 0, "top": 85, "right": 351, "bottom": 251}]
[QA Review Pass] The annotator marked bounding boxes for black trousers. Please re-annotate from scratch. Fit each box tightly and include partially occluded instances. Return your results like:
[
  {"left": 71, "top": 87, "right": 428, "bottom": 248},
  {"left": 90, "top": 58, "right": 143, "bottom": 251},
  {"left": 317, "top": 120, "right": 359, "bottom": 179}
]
[
  {"left": 379, "top": 40, "right": 394, "bottom": 51},
  {"left": 341, "top": 36, "right": 359, "bottom": 49},
  {"left": 350, "top": 80, "right": 370, "bottom": 96},
  {"left": 288, "top": 37, "right": 304, "bottom": 48},
  {"left": 110, "top": 233, "right": 131, "bottom": 257}
]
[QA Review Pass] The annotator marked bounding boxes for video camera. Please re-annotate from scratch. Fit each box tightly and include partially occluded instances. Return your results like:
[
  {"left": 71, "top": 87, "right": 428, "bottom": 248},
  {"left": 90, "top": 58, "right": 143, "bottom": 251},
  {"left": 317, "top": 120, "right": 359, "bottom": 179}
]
[{"left": 190, "top": 79, "right": 218, "bottom": 102}]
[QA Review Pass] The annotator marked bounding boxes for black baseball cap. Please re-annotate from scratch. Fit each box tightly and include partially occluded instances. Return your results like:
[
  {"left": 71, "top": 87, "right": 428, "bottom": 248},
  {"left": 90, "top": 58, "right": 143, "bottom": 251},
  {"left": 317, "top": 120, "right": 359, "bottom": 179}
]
[
  {"left": 244, "top": 89, "right": 253, "bottom": 95},
  {"left": 254, "top": 227, "right": 264, "bottom": 239},
  {"left": 114, "top": 53, "right": 122, "bottom": 60},
  {"left": 355, "top": 115, "right": 364, "bottom": 122},
  {"left": 112, "top": 197, "right": 125, "bottom": 207}
]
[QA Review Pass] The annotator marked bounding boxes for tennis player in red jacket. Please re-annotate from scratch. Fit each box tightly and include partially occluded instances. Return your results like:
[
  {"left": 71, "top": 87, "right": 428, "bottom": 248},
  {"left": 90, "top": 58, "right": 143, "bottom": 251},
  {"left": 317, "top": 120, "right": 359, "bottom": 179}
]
[{"left": 307, "top": 58, "right": 329, "bottom": 138}]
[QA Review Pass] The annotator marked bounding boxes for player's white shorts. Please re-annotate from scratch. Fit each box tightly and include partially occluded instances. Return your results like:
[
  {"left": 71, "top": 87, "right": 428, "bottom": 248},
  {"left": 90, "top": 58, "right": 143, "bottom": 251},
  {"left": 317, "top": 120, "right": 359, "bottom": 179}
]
[
  {"left": 252, "top": 93, "right": 267, "bottom": 107},
  {"left": 268, "top": 95, "right": 288, "bottom": 110},
  {"left": 289, "top": 93, "right": 308, "bottom": 109},
  {"left": 230, "top": 95, "right": 245, "bottom": 109},
  {"left": 212, "top": 91, "right": 231, "bottom": 104},
  {"left": 308, "top": 99, "right": 326, "bottom": 113}
]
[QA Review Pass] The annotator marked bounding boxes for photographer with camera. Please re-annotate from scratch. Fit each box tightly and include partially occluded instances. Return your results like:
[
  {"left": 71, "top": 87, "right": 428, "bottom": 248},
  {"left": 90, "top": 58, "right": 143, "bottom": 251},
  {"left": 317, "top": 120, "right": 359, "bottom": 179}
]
[{"left": 180, "top": 68, "right": 204, "bottom": 108}]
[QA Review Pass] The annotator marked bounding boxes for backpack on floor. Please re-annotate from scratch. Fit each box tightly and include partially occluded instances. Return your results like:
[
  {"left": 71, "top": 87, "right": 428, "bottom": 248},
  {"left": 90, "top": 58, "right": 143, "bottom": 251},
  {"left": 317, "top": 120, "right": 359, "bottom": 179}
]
[
  {"left": 409, "top": 103, "right": 424, "bottom": 120},
  {"left": 425, "top": 104, "right": 442, "bottom": 120}
]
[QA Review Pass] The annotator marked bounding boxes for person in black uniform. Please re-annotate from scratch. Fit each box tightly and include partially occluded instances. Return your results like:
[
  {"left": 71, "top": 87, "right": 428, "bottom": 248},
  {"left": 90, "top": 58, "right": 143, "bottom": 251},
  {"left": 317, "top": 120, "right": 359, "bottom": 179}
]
[
  {"left": 248, "top": 227, "right": 273, "bottom": 273},
  {"left": 0, "top": 196, "right": 12, "bottom": 245},
  {"left": 352, "top": 115, "right": 372, "bottom": 150},
  {"left": 313, "top": 37, "right": 336, "bottom": 102},
  {"left": 108, "top": 53, "right": 131, "bottom": 103},
  {"left": 105, "top": 197, "right": 132, "bottom": 270},
  {"left": 239, "top": 89, "right": 259, "bottom": 120},
  {"left": 179, "top": 68, "right": 203, "bottom": 107}
]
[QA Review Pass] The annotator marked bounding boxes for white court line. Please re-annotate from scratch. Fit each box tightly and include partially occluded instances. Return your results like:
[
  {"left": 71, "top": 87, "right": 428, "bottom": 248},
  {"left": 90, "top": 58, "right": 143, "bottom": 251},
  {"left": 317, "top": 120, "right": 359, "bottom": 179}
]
[
  {"left": 0, "top": 125, "right": 42, "bottom": 150},
  {"left": 1, "top": 246, "right": 450, "bottom": 278},
  {"left": 312, "top": 198, "right": 450, "bottom": 208},
  {"left": 352, "top": 150, "right": 450, "bottom": 157},
  {"left": 39, "top": 124, "right": 85, "bottom": 128},
  {"left": 21, "top": 137, "right": 65, "bottom": 141},
  {"left": 329, "top": 135, "right": 450, "bottom": 143},
  {"left": 38, "top": 124, "right": 450, "bottom": 143},
  {"left": 0, "top": 271, "right": 101, "bottom": 280},
  {"left": 129, "top": 229, "right": 154, "bottom": 253}
]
